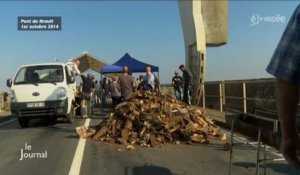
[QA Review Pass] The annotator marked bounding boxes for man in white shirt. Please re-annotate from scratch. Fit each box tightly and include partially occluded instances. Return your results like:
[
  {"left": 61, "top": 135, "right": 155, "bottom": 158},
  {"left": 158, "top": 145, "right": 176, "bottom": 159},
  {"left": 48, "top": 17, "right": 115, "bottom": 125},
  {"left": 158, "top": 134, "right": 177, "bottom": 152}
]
[
  {"left": 66, "top": 60, "right": 81, "bottom": 76},
  {"left": 143, "top": 66, "right": 155, "bottom": 91}
]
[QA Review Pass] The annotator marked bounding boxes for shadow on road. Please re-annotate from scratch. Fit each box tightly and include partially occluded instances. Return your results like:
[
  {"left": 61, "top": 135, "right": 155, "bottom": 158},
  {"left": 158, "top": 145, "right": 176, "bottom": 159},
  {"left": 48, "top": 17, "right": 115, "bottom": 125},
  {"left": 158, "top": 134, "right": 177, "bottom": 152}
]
[
  {"left": 65, "top": 135, "right": 78, "bottom": 139},
  {"left": 265, "top": 163, "right": 300, "bottom": 174},
  {"left": 233, "top": 162, "right": 300, "bottom": 175},
  {"left": 0, "top": 117, "right": 81, "bottom": 131},
  {"left": 127, "top": 165, "right": 173, "bottom": 175},
  {"left": 190, "top": 141, "right": 257, "bottom": 152}
]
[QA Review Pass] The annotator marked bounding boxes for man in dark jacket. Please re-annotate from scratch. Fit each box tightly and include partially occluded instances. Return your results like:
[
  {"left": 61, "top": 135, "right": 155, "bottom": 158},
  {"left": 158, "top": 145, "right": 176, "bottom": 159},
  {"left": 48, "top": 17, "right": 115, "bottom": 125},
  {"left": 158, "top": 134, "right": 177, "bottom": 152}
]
[
  {"left": 179, "top": 64, "right": 193, "bottom": 105},
  {"left": 80, "top": 73, "right": 95, "bottom": 118}
]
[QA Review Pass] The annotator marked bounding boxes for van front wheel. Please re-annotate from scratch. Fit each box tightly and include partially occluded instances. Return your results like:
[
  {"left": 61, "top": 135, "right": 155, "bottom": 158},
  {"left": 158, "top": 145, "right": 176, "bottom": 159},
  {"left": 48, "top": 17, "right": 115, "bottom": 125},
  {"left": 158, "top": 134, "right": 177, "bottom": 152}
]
[
  {"left": 66, "top": 104, "right": 75, "bottom": 123},
  {"left": 18, "top": 118, "right": 29, "bottom": 128}
]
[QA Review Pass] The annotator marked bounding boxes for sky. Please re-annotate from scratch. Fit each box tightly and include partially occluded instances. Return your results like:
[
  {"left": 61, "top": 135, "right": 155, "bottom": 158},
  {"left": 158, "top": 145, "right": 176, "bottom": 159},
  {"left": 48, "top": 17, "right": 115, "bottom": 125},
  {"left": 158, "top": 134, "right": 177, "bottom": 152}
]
[{"left": 0, "top": 0, "right": 299, "bottom": 91}]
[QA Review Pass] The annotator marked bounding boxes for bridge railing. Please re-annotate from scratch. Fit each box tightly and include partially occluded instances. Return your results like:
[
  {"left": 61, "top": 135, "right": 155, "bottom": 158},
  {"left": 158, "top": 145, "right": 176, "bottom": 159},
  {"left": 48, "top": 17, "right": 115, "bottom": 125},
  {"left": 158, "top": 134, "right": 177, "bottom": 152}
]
[
  {"left": 161, "top": 78, "right": 278, "bottom": 119},
  {"left": 0, "top": 92, "right": 3, "bottom": 112},
  {"left": 202, "top": 78, "right": 276, "bottom": 116}
]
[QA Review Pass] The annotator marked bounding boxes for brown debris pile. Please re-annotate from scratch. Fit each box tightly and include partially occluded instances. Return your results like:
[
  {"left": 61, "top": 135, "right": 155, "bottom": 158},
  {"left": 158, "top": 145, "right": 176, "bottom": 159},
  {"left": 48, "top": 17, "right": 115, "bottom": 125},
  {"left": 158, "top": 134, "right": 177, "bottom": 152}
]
[{"left": 77, "top": 91, "right": 227, "bottom": 148}]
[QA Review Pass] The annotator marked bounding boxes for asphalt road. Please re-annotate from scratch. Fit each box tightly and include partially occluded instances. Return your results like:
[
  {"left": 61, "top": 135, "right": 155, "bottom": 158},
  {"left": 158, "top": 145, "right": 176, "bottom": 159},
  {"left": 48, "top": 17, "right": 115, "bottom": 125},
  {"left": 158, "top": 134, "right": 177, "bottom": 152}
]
[{"left": 0, "top": 115, "right": 299, "bottom": 175}]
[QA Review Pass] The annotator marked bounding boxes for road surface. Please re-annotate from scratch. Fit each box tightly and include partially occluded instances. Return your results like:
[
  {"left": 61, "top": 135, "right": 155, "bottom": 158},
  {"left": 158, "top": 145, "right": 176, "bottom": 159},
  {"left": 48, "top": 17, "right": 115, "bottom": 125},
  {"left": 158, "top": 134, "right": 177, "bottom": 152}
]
[{"left": 0, "top": 112, "right": 298, "bottom": 175}]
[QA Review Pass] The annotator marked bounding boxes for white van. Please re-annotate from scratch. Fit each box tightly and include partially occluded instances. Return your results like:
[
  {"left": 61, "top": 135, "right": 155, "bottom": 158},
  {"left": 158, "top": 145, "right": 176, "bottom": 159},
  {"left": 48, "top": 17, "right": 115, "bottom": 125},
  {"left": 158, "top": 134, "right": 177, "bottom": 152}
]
[{"left": 7, "top": 63, "right": 77, "bottom": 127}]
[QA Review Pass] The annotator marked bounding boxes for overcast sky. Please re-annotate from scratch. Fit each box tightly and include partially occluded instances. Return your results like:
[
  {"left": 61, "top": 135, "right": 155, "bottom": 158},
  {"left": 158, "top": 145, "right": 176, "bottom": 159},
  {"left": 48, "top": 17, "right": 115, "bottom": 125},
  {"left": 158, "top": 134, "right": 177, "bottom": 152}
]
[{"left": 0, "top": 1, "right": 298, "bottom": 91}]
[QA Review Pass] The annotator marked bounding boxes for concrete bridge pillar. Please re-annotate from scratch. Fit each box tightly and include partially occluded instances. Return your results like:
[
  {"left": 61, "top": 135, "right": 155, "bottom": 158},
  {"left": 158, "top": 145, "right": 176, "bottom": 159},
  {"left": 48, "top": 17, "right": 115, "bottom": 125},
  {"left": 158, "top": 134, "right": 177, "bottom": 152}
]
[{"left": 178, "top": 0, "right": 228, "bottom": 105}]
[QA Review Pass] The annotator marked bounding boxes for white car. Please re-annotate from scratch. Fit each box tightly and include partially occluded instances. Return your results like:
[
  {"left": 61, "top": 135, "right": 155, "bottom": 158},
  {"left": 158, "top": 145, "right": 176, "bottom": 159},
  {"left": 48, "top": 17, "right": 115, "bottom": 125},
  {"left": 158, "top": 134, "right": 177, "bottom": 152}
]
[{"left": 7, "top": 63, "right": 77, "bottom": 128}]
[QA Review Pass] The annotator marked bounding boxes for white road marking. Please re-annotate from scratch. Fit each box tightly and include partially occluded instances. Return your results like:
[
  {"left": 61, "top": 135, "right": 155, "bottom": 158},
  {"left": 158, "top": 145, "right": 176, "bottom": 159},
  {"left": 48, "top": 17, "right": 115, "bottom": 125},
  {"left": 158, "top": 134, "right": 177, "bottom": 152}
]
[
  {"left": 68, "top": 118, "right": 91, "bottom": 175},
  {"left": 0, "top": 118, "right": 17, "bottom": 127}
]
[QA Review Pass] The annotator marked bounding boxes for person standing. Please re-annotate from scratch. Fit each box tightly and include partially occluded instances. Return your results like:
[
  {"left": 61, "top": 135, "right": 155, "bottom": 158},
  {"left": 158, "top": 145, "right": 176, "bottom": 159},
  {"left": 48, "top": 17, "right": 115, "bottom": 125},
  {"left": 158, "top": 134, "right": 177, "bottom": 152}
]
[
  {"left": 66, "top": 60, "right": 81, "bottom": 99},
  {"left": 133, "top": 77, "right": 140, "bottom": 91},
  {"left": 106, "top": 79, "right": 112, "bottom": 101},
  {"left": 118, "top": 66, "right": 134, "bottom": 99},
  {"left": 143, "top": 66, "right": 155, "bottom": 91},
  {"left": 154, "top": 74, "right": 160, "bottom": 93},
  {"left": 108, "top": 77, "right": 122, "bottom": 108},
  {"left": 266, "top": 5, "right": 300, "bottom": 170},
  {"left": 94, "top": 80, "right": 101, "bottom": 104},
  {"left": 80, "top": 73, "right": 95, "bottom": 118},
  {"left": 66, "top": 60, "right": 81, "bottom": 76},
  {"left": 172, "top": 71, "right": 184, "bottom": 101},
  {"left": 179, "top": 64, "right": 193, "bottom": 105},
  {"left": 101, "top": 77, "right": 107, "bottom": 107},
  {"left": 90, "top": 75, "right": 96, "bottom": 111},
  {"left": 137, "top": 75, "right": 144, "bottom": 91}
]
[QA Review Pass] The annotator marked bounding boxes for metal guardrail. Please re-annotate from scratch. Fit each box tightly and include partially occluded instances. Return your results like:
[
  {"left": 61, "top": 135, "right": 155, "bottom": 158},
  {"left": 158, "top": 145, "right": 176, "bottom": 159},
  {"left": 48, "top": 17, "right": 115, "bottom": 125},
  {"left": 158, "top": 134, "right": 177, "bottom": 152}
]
[
  {"left": 200, "top": 79, "right": 276, "bottom": 115},
  {"left": 162, "top": 78, "right": 277, "bottom": 115},
  {"left": 163, "top": 78, "right": 282, "bottom": 175},
  {"left": 226, "top": 106, "right": 283, "bottom": 175},
  {"left": 0, "top": 92, "right": 3, "bottom": 112},
  {"left": 226, "top": 107, "right": 279, "bottom": 133}
]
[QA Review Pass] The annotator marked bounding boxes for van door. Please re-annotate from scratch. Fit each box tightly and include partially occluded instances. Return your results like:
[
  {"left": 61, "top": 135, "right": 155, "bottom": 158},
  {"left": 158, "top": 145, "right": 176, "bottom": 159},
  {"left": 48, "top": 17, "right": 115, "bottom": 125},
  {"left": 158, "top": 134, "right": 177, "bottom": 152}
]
[{"left": 65, "top": 66, "right": 76, "bottom": 99}]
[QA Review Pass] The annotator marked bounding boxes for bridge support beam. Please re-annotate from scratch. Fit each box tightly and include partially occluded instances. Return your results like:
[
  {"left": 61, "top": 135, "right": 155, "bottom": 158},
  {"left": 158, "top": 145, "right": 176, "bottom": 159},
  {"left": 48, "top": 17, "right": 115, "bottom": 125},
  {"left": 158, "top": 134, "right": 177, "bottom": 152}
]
[{"left": 178, "top": 0, "right": 228, "bottom": 105}]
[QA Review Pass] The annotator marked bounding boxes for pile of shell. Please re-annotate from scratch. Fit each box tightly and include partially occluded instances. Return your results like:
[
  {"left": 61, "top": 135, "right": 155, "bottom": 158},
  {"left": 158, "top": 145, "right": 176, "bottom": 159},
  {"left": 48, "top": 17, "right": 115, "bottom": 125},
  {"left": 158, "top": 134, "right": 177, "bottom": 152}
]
[{"left": 76, "top": 91, "right": 227, "bottom": 149}]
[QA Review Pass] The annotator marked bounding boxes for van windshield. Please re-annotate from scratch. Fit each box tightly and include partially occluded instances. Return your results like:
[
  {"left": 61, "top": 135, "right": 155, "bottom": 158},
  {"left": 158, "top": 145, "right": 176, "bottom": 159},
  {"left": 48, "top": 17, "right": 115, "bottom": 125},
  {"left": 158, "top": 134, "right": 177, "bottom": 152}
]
[{"left": 14, "top": 65, "right": 64, "bottom": 85}]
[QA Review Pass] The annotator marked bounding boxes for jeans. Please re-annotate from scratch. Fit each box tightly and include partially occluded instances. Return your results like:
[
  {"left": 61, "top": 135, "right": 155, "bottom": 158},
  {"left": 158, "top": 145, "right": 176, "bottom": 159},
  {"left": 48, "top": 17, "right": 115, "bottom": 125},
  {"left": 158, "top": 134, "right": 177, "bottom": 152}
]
[
  {"left": 101, "top": 93, "right": 107, "bottom": 107},
  {"left": 81, "top": 99, "right": 91, "bottom": 117},
  {"left": 174, "top": 88, "right": 183, "bottom": 101},
  {"left": 144, "top": 84, "right": 153, "bottom": 91},
  {"left": 183, "top": 85, "right": 191, "bottom": 105}
]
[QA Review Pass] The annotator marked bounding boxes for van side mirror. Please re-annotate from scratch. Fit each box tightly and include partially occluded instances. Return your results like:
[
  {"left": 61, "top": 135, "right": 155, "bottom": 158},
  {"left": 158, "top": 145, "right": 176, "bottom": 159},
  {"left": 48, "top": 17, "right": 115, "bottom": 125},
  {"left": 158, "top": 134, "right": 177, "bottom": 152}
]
[{"left": 6, "top": 79, "right": 12, "bottom": 87}]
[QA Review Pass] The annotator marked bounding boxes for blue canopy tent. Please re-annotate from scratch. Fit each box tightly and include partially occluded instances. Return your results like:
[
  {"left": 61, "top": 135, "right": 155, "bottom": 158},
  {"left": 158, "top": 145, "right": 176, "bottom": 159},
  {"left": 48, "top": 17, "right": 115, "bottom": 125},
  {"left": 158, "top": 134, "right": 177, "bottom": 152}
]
[
  {"left": 100, "top": 53, "right": 160, "bottom": 92},
  {"left": 101, "top": 53, "right": 159, "bottom": 73},
  {"left": 101, "top": 64, "right": 123, "bottom": 73},
  {"left": 114, "top": 53, "right": 159, "bottom": 73}
]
